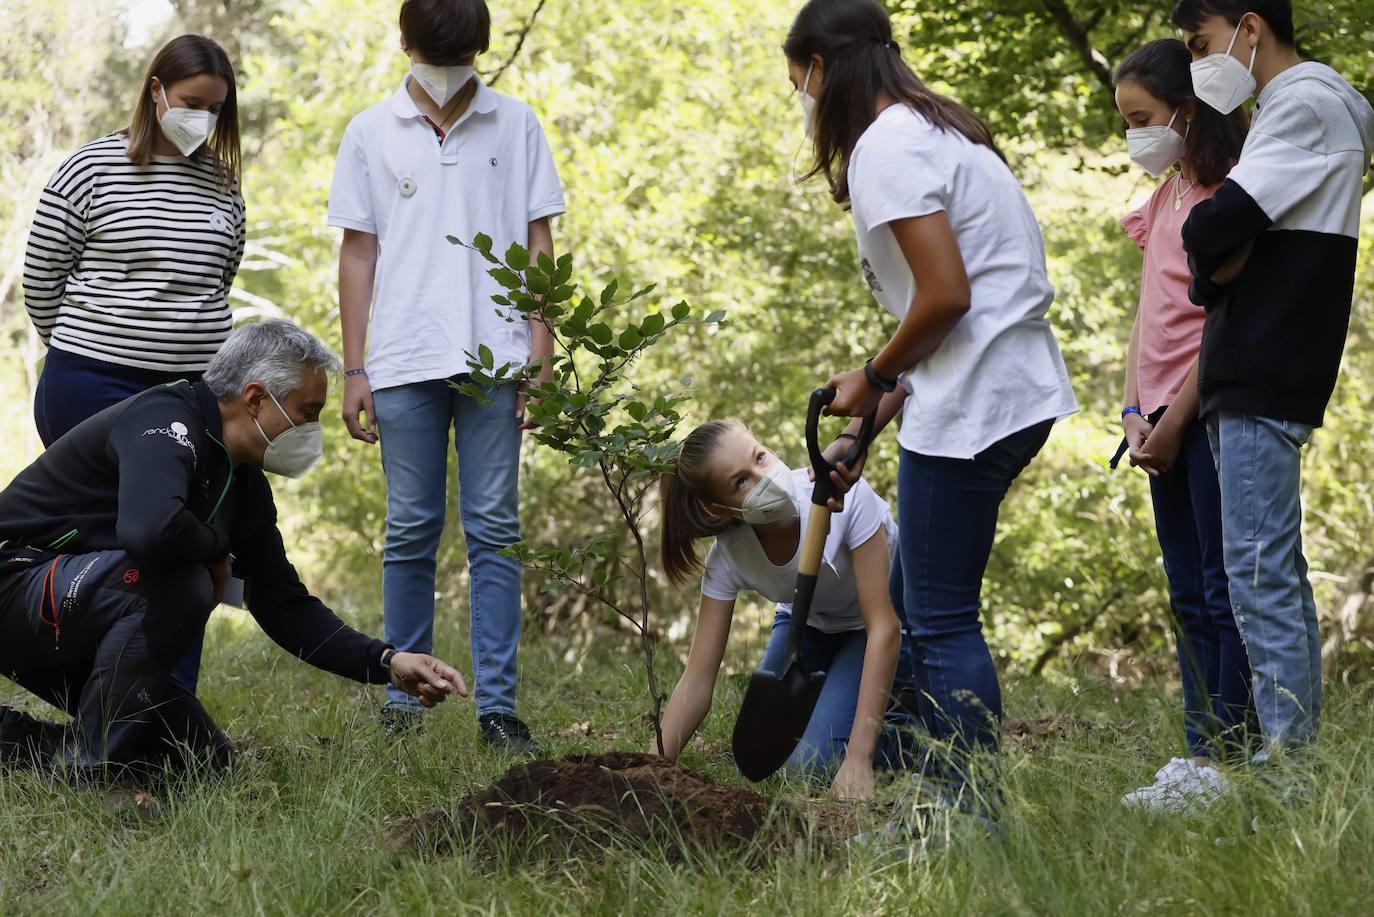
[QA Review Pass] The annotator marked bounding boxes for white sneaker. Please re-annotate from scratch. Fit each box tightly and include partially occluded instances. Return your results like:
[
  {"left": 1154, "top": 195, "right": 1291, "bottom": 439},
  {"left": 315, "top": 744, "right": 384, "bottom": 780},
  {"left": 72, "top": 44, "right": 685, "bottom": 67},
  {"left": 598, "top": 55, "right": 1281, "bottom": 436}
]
[{"left": 1121, "top": 757, "right": 1230, "bottom": 814}]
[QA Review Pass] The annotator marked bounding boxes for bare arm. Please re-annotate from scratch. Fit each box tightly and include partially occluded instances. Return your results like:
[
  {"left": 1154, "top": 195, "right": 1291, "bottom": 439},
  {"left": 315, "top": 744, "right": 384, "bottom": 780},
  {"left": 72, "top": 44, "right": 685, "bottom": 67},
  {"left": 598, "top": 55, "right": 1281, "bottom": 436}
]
[
  {"left": 652, "top": 595, "right": 735, "bottom": 760},
  {"left": 825, "top": 211, "right": 970, "bottom": 422},
  {"left": 519, "top": 218, "right": 556, "bottom": 428},
  {"left": 831, "top": 529, "right": 901, "bottom": 800},
  {"left": 339, "top": 229, "right": 379, "bottom": 444}
]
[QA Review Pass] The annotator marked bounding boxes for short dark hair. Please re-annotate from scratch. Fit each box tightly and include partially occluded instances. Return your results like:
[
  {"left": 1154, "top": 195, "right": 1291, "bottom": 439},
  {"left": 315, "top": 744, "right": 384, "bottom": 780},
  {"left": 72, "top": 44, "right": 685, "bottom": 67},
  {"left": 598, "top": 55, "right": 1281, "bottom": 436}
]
[
  {"left": 1115, "top": 39, "right": 1248, "bottom": 186},
  {"left": 1170, "top": 0, "right": 1296, "bottom": 47},
  {"left": 399, "top": 0, "right": 491, "bottom": 64}
]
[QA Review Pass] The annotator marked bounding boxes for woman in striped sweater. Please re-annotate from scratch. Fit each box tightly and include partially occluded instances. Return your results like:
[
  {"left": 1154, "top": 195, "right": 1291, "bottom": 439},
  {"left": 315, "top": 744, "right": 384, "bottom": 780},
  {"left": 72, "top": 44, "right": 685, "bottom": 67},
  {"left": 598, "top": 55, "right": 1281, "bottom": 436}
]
[
  {"left": 23, "top": 33, "right": 245, "bottom": 449},
  {"left": 21, "top": 34, "right": 244, "bottom": 694}
]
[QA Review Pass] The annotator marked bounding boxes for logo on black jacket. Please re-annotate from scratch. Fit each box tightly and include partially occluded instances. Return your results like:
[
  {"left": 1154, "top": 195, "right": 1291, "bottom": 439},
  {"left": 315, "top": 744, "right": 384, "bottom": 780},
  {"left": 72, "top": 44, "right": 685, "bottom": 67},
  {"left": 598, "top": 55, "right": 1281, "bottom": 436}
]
[{"left": 143, "top": 420, "right": 198, "bottom": 462}]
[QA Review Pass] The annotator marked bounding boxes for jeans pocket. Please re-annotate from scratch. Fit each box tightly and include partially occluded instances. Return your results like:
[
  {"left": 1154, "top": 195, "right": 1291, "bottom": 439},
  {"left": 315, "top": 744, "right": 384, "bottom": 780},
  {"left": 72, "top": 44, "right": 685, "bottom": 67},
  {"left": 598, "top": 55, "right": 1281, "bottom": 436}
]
[{"left": 1280, "top": 421, "right": 1313, "bottom": 448}]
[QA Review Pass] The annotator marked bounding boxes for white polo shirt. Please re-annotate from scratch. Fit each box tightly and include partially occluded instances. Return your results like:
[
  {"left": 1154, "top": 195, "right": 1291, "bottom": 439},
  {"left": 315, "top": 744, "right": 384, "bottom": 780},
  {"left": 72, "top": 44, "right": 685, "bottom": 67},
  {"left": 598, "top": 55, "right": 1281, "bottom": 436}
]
[
  {"left": 327, "top": 76, "right": 566, "bottom": 391},
  {"left": 848, "top": 104, "right": 1078, "bottom": 459},
  {"left": 700, "top": 468, "right": 898, "bottom": 634}
]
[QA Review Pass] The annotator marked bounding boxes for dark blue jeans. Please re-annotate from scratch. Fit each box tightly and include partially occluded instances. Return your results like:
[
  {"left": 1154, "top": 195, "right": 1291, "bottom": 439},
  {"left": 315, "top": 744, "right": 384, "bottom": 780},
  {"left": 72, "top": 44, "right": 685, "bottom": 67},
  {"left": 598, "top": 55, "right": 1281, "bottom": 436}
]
[
  {"left": 1148, "top": 413, "right": 1253, "bottom": 760},
  {"left": 33, "top": 347, "right": 206, "bottom": 692},
  {"left": 897, "top": 420, "right": 1052, "bottom": 788}
]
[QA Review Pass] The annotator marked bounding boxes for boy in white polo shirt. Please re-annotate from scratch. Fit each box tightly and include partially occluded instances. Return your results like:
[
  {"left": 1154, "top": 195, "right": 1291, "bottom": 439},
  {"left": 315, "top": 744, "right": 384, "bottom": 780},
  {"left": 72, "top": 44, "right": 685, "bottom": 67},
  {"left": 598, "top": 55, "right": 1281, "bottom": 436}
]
[{"left": 327, "top": 0, "right": 564, "bottom": 750}]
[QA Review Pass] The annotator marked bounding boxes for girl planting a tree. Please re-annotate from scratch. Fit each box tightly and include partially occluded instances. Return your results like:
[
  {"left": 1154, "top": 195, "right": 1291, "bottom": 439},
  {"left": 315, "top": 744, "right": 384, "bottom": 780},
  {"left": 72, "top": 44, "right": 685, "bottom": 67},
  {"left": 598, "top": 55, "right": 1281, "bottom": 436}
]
[
  {"left": 652, "top": 420, "right": 916, "bottom": 800},
  {"left": 783, "top": 0, "right": 1077, "bottom": 842}
]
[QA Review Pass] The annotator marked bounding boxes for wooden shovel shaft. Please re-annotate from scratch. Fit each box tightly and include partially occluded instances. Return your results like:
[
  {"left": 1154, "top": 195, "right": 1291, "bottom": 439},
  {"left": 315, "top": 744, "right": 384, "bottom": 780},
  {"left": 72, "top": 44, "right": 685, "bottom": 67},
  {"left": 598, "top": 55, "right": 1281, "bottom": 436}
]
[{"left": 783, "top": 503, "right": 834, "bottom": 664}]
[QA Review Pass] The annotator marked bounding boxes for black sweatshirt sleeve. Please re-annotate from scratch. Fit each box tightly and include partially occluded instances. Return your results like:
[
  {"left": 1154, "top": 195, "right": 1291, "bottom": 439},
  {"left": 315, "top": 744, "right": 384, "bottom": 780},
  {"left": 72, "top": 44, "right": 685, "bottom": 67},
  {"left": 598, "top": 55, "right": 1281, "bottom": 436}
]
[
  {"left": 107, "top": 397, "right": 230, "bottom": 566},
  {"left": 230, "top": 470, "right": 390, "bottom": 685},
  {"left": 1180, "top": 179, "right": 1275, "bottom": 296}
]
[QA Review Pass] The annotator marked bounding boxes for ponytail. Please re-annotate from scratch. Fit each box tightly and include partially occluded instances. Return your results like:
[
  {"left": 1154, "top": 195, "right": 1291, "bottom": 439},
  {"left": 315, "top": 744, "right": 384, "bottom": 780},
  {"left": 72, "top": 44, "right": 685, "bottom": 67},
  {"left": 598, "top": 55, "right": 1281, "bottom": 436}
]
[{"left": 659, "top": 421, "right": 742, "bottom": 586}]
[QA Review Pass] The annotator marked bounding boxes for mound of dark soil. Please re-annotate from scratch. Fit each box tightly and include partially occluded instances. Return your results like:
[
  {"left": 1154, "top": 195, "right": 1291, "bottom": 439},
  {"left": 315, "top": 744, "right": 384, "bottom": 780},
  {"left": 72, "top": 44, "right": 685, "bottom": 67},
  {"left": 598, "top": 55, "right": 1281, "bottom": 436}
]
[{"left": 400, "top": 752, "right": 810, "bottom": 863}]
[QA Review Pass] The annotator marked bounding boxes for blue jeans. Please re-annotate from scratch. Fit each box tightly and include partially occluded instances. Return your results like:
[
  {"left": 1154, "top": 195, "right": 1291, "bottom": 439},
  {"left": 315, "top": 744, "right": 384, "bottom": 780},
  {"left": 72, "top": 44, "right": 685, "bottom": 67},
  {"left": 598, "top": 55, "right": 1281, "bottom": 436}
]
[
  {"left": 33, "top": 347, "right": 206, "bottom": 693},
  {"left": 1206, "top": 412, "right": 1319, "bottom": 761},
  {"left": 373, "top": 379, "right": 523, "bottom": 716},
  {"left": 1148, "top": 414, "right": 1253, "bottom": 760},
  {"left": 897, "top": 420, "right": 1053, "bottom": 787},
  {"left": 759, "top": 601, "right": 919, "bottom": 780}
]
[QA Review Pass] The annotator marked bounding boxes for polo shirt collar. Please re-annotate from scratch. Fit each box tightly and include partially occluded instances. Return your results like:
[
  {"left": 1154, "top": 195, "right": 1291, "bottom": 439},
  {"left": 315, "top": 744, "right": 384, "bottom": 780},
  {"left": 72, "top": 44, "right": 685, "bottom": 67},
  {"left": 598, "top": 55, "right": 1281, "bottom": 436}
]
[{"left": 389, "top": 74, "right": 498, "bottom": 121}]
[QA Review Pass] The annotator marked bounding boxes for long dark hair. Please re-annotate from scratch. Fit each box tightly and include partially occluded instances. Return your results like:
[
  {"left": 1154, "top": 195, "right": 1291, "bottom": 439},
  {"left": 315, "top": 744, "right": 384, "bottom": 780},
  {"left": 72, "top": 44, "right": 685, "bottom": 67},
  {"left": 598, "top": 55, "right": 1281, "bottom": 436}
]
[
  {"left": 1114, "top": 39, "right": 1248, "bottom": 187},
  {"left": 126, "top": 34, "right": 240, "bottom": 187},
  {"left": 659, "top": 421, "right": 742, "bottom": 586},
  {"left": 783, "top": 0, "right": 1003, "bottom": 205}
]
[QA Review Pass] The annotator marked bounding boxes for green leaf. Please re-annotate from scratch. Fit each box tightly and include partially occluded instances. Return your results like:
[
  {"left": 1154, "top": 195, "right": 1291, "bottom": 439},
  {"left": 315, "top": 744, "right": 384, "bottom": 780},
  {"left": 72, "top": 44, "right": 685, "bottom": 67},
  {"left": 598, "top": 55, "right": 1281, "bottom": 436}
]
[
  {"left": 626, "top": 401, "right": 648, "bottom": 422},
  {"left": 705, "top": 309, "right": 727, "bottom": 323},
  {"left": 490, "top": 268, "right": 523, "bottom": 290},
  {"left": 619, "top": 327, "right": 642, "bottom": 350},
  {"left": 478, "top": 344, "right": 494, "bottom": 369},
  {"left": 671, "top": 302, "right": 690, "bottom": 321},
  {"left": 641, "top": 313, "right": 665, "bottom": 336},
  {"left": 589, "top": 323, "right": 613, "bottom": 345},
  {"left": 527, "top": 272, "right": 551, "bottom": 295},
  {"left": 600, "top": 279, "right": 619, "bottom": 306},
  {"left": 505, "top": 243, "right": 530, "bottom": 272},
  {"left": 537, "top": 251, "right": 556, "bottom": 275},
  {"left": 472, "top": 232, "right": 493, "bottom": 253}
]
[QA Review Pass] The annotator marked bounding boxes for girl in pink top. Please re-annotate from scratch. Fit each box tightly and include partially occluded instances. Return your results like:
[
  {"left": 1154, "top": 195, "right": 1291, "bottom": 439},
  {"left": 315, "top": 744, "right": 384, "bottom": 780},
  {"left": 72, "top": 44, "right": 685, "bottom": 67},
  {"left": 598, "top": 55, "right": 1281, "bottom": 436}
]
[{"left": 1113, "top": 39, "right": 1250, "bottom": 814}]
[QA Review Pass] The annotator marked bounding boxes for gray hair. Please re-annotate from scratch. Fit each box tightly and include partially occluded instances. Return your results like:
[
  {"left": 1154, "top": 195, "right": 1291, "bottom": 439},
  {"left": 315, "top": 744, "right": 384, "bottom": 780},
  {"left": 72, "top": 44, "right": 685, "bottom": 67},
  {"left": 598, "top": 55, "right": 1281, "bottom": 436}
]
[{"left": 204, "top": 320, "right": 341, "bottom": 401}]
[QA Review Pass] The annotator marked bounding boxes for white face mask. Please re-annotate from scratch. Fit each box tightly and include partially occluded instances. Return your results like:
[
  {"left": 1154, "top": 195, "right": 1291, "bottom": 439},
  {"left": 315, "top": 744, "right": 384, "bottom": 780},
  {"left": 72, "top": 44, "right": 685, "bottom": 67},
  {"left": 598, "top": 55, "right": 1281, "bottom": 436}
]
[
  {"left": 798, "top": 63, "right": 818, "bottom": 139},
  {"left": 1190, "top": 20, "right": 1258, "bottom": 115},
  {"left": 1126, "top": 109, "right": 1189, "bottom": 177},
  {"left": 718, "top": 460, "right": 798, "bottom": 527},
  {"left": 156, "top": 84, "right": 217, "bottom": 158},
  {"left": 410, "top": 63, "right": 475, "bottom": 107},
  {"left": 255, "top": 389, "right": 323, "bottom": 479}
]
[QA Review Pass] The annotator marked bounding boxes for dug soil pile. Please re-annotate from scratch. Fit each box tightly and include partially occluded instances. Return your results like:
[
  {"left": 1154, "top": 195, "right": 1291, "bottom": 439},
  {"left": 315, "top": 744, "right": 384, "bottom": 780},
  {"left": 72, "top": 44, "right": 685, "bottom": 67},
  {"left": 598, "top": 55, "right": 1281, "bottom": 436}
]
[{"left": 400, "top": 752, "right": 818, "bottom": 863}]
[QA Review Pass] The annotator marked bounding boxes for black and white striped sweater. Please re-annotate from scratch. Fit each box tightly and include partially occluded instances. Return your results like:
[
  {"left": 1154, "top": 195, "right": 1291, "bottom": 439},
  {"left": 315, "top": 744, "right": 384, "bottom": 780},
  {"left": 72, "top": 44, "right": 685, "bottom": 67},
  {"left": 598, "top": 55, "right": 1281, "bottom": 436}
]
[
  {"left": 1183, "top": 62, "right": 1374, "bottom": 428},
  {"left": 22, "top": 133, "right": 246, "bottom": 373}
]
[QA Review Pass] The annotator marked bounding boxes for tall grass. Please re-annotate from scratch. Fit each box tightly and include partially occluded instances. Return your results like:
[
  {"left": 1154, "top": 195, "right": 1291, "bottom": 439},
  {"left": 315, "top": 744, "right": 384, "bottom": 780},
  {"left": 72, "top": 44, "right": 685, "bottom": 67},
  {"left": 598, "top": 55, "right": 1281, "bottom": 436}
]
[{"left": 1, "top": 611, "right": 1372, "bottom": 915}]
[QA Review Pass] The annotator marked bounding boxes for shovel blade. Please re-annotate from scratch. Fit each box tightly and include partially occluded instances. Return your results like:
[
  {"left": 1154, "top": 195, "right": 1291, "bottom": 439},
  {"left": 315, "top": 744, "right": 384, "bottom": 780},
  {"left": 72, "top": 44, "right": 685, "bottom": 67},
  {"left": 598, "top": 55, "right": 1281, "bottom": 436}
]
[{"left": 731, "top": 664, "right": 826, "bottom": 782}]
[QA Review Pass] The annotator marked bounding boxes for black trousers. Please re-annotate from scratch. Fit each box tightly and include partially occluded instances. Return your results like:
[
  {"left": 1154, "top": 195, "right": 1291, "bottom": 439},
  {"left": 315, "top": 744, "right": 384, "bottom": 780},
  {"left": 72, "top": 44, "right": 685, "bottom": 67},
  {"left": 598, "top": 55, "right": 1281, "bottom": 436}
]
[{"left": 0, "top": 548, "right": 229, "bottom": 779}]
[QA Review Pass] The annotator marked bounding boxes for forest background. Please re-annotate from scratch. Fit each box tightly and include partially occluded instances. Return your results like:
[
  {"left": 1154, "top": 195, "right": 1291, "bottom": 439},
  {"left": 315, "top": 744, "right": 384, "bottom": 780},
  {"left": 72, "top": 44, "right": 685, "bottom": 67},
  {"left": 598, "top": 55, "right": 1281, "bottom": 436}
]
[{"left": 2, "top": 0, "right": 1373, "bottom": 689}]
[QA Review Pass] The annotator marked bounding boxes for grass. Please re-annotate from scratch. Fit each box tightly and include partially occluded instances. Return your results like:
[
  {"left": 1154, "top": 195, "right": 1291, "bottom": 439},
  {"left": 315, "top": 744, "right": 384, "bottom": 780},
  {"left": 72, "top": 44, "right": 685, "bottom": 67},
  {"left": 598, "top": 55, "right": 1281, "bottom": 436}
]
[{"left": 3, "top": 609, "right": 1374, "bottom": 916}]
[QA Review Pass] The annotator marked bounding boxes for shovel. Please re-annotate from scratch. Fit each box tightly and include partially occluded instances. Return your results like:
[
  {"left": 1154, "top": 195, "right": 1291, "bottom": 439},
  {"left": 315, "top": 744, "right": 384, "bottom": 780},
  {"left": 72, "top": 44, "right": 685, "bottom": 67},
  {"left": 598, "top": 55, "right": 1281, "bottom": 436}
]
[{"left": 731, "top": 387, "right": 877, "bottom": 782}]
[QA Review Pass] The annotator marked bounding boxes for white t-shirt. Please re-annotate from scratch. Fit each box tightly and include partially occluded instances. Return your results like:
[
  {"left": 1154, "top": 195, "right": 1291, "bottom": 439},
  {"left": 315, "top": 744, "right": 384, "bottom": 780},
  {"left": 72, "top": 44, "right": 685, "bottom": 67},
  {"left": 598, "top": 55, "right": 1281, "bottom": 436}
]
[
  {"left": 848, "top": 104, "right": 1078, "bottom": 459},
  {"left": 327, "top": 77, "right": 566, "bottom": 391},
  {"left": 700, "top": 468, "right": 898, "bottom": 634}
]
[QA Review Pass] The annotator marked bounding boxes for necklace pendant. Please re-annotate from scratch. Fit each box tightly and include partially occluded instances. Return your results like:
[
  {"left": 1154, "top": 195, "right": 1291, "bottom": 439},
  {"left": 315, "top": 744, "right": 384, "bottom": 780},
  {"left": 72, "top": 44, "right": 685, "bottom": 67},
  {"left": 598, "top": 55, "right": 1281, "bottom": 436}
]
[{"left": 1174, "top": 196, "right": 1183, "bottom": 211}]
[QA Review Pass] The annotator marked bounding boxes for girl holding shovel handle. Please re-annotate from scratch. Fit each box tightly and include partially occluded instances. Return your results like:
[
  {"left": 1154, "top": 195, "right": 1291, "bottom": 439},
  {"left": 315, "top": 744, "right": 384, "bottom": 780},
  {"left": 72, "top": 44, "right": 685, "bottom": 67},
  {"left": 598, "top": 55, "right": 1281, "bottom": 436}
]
[
  {"left": 652, "top": 419, "right": 918, "bottom": 800},
  {"left": 785, "top": 0, "right": 1077, "bottom": 831}
]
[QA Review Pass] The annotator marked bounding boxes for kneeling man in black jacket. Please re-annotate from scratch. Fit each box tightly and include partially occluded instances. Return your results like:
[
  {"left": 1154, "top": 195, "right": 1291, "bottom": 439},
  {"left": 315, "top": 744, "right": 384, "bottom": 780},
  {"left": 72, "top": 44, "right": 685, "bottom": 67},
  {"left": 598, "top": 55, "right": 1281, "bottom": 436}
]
[{"left": 0, "top": 320, "right": 464, "bottom": 778}]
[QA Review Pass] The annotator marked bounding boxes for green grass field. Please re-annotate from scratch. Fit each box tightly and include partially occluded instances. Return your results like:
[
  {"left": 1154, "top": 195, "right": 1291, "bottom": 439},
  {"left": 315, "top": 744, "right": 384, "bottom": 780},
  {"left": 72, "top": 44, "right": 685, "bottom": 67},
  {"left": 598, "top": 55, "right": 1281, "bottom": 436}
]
[{"left": 2, "top": 609, "right": 1372, "bottom": 916}]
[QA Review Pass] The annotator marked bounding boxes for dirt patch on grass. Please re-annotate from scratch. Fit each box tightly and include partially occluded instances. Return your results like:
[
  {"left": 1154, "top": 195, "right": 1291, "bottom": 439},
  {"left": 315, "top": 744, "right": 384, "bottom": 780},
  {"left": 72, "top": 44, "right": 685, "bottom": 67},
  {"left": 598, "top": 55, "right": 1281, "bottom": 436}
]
[
  {"left": 1005, "top": 712, "right": 1146, "bottom": 755},
  {"left": 396, "top": 752, "right": 818, "bottom": 864}
]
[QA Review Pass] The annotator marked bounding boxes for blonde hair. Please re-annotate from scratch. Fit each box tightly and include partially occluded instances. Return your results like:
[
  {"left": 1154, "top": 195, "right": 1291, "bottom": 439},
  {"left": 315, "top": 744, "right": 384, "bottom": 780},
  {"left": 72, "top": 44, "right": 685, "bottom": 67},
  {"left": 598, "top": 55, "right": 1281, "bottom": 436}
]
[{"left": 659, "top": 421, "right": 746, "bottom": 585}]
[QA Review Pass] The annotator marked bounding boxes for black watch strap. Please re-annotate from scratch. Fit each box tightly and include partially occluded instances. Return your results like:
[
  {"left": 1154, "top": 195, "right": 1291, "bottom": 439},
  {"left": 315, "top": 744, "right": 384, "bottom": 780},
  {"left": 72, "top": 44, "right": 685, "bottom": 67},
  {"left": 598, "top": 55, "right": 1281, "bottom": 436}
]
[
  {"left": 864, "top": 357, "right": 898, "bottom": 393},
  {"left": 379, "top": 646, "right": 398, "bottom": 675}
]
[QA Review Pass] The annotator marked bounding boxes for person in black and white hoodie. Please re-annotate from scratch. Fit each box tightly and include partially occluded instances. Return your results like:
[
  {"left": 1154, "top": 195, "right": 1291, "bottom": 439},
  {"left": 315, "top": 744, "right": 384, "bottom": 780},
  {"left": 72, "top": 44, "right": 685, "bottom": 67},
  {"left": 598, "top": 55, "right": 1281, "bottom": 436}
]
[
  {"left": 1172, "top": 0, "right": 1374, "bottom": 775},
  {"left": 21, "top": 34, "right": 248, "bottom": 695}
]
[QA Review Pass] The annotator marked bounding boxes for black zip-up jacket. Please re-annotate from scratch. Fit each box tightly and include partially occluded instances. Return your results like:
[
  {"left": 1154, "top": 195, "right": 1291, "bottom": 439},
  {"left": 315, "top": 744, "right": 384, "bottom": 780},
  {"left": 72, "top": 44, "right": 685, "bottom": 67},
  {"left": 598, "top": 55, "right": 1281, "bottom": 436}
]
[{"left": 0, "top": 380, "right": 390, "bottom": 685}]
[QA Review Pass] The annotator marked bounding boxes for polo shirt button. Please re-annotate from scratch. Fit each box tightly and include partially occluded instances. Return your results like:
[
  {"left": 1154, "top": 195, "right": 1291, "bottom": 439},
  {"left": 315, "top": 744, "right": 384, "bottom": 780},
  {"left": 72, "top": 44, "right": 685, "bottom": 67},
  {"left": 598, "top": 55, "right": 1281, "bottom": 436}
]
[{"left": 398, "top": 177, "right": 417, "bottom": 198}]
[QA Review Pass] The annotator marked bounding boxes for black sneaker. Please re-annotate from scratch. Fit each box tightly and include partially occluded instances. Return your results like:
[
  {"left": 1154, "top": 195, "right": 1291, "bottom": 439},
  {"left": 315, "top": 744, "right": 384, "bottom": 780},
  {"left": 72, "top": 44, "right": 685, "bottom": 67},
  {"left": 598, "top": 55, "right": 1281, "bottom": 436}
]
[
  {"left": 478, "top": 713, "right": 542, "bottom": 756},
  {"left": 378, "top": 702, "right": 425, "bottom": 737}
]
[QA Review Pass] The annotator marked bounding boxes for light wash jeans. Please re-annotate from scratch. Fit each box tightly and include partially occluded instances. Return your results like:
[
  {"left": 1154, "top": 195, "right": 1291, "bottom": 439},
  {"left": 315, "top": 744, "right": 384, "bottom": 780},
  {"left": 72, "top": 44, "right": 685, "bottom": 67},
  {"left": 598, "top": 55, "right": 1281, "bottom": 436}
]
[
  {"left": 373, "top": 379, "right": 523, "bottom": 716},
  {"left": 1206, "top": 412, "right": 1319, "bottom": 762}
]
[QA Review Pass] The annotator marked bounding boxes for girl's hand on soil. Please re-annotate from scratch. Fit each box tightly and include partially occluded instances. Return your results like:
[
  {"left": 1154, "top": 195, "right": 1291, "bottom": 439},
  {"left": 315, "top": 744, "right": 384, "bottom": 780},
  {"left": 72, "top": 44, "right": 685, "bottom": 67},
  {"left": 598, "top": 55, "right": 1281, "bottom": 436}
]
[
  {"left": 1139, "top": 414, "right": 1184, "bottom": 475},
  {"left": 389, "top": 653, "right": 468, "bottom": 707},
  {"left": 1123, "top": 413, "right": 1159, "bottom": 477},
  {"left": 831, "top": 755, "right": 875, "bottom": 801},
  {"left": 823, "top": 369, "right": 883, "bottom": 420}
]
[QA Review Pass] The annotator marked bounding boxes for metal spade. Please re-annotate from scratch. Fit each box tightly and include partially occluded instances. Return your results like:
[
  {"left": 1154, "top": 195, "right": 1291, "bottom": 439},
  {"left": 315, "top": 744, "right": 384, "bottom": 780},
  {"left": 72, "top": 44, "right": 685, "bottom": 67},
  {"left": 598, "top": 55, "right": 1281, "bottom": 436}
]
[{"left": 731, "top": 387, "right": 876, "bottom": 782}]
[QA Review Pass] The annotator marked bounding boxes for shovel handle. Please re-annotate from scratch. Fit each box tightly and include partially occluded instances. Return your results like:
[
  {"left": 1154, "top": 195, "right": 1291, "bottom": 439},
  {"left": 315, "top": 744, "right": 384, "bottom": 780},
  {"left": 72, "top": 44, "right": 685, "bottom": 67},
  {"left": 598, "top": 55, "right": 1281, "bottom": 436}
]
[{"left": 806, "top": 388, "right": 877, "bottom": 508}]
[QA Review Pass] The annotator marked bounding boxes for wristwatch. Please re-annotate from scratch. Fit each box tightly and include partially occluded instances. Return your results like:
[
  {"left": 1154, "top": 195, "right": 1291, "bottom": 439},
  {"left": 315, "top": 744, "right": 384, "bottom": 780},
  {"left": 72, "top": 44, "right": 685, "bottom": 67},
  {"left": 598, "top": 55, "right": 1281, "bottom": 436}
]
[
  {"left": 863, "top": 357, "right": 897, "bottom": 393},
  {"left": 379, "top": 646, "right": 398, "bottom": 682}
]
